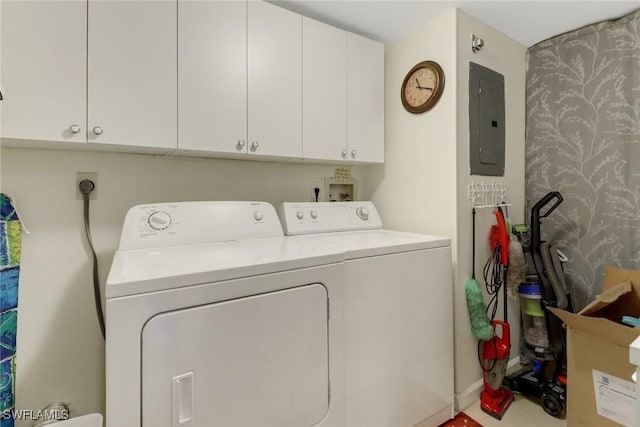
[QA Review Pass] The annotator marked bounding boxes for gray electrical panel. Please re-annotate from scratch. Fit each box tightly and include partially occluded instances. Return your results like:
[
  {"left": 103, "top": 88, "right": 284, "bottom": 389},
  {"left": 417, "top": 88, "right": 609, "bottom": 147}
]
[{"left": 469, "top": 62, "right": 505, "bottom": 176}]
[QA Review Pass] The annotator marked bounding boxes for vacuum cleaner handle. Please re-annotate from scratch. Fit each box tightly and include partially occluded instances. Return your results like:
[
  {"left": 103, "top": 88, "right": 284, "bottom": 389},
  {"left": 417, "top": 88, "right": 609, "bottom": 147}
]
[
  {"left": 491, "top": 320, "right": 510, "bottom": 346},
  {"left": 484, "top": 321, "right": 511, "bottom": 359},
  {"left": 531, "top": 191, "right": 563, "bottom": 250},
  {"left": 532, "top": 192, "right": 563, "bottom": 220}
]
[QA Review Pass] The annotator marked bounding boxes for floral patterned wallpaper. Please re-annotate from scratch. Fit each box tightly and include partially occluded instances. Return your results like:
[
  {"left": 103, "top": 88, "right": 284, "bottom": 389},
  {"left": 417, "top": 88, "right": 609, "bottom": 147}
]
[{"left": 526, "top": 9, "right": 640, "bottom": 309}]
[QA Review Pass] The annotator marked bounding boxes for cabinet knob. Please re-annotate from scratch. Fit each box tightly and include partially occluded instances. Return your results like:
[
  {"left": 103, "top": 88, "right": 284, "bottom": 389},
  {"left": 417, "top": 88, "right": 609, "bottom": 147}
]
[
  {"left": 251, "top": 141, "right": 259, "bottom": 150},
  {"left": 93, "top": 126, "right": 103, "bottom": 135},
  {"left": 69, "top": 124, "right": 81, "bottom": 134},
  {"left": 237, "top": 139, "right": 246, "bottom": 148},
  {"left": 351, "top": 149, "right": 356, "bottom": 158},
  {"left": 341, "top": 149, "right": 347, "bottom": 158}
]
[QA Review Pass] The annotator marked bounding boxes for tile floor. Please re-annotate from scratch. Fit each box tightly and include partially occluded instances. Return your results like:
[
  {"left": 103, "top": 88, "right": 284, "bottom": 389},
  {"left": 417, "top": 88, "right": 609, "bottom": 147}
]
[{"left": 463, "top": 396, "right": 566, "bottom": 427}]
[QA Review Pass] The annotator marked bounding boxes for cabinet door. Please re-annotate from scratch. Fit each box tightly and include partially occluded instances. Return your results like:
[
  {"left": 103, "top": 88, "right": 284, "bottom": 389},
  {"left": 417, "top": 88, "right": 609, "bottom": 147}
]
[
  {"left": 248, "top": 1, "right": 302, "bottom": 158},
  {"left": 347, "top": 33, "right": 385, "bottom": 163},
  {"left": 302, "top": 17, "right": 347, "bottom": 162},
  {"left": 88, "top": 0, "right": 176, "bottom": 149},
  {"left": 1, "top": 1, "right": 86, "bottom": 143},
  {"left": 178, "top": 1, "right": 247, "bottom": 154}
]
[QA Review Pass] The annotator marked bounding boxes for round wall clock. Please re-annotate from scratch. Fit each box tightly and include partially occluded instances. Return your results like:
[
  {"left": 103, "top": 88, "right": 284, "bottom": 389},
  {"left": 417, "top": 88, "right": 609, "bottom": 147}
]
[{"left": 400, "top": 60, "right": 445, "bottom": 114}]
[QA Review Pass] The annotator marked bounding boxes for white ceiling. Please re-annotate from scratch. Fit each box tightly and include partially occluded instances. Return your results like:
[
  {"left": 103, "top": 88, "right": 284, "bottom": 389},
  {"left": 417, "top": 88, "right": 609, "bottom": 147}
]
[{"left": 270, "top": 1, "right": 640, "bottom": 47}]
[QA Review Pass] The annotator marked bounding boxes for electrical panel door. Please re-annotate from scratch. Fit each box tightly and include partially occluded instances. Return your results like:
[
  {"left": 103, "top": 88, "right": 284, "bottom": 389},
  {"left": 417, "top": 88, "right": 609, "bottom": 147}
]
[{"left": 469, "top": 62, "right": 505, "bottom": 176}]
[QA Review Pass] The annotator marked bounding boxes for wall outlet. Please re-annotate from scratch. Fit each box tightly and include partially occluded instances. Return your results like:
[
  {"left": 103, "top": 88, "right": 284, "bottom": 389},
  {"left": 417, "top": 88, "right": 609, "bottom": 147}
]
[
  {"left": 76, "top": 172, "right": 98, "bottom": 200},
  {"left": 311, "top": 182, "right": 322, "bottom": 202}
]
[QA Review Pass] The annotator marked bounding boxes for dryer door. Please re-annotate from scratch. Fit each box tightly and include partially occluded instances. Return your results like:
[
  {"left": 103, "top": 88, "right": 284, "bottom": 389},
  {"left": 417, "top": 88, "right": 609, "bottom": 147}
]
[{"left": 141, "top": 283, "right": 329, "bottom": 427}]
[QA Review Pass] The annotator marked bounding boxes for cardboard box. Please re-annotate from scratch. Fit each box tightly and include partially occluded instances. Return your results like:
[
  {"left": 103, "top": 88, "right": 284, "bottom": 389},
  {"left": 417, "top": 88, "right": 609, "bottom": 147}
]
[{"left": 549, "top": 267, "right": 640, "bottom": 427}]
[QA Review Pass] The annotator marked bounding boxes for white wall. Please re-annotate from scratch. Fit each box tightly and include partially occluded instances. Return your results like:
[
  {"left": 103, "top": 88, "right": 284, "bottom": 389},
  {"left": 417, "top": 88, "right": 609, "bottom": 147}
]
[
  {"left": 362, "top": 8, "right": 526, "bottom": 411},
  {"left": 1, "top": 146, "right": 363, "bottom": 420},
  {"left": 454, "top": 10, "right": 526, "bottom": 408},
  {"left": 363, "top": 9, "right": 457, "bottom": 239}
]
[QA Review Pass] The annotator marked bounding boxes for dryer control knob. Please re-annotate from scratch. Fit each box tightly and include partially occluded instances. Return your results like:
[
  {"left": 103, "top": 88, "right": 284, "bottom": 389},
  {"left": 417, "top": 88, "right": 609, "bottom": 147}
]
[
  {"left": 148, "top": 211, "right": 172, "bottom": 230},
  {"left": 356, "top": 207, "right": 369, "bottom": 220},
  {"left": 253, "top": 211, "right": 264, "bottom": 221},
  {"left": 310, "top": 210, "right": 318, "bottom": 219},
  {"left": 296, "top": 211, "right": 304, "bottom": 220}
]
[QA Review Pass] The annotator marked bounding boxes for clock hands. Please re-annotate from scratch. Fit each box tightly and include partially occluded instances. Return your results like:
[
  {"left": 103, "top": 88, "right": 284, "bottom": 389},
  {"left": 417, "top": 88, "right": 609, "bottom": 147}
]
[{"left": 414, "top": 77, "right": 433, "bottom": 91}]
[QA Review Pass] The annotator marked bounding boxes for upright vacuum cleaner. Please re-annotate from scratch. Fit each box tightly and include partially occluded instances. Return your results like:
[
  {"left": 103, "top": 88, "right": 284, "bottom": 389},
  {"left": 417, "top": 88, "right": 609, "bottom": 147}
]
[{"left": 505, "top": 191, "right": 572, "bottom": 417}]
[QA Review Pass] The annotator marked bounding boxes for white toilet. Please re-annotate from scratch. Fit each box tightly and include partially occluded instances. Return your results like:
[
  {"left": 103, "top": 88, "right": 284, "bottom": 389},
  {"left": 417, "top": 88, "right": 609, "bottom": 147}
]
[{"left": 51, "top": 414, "right": 103, "bottom": 427}]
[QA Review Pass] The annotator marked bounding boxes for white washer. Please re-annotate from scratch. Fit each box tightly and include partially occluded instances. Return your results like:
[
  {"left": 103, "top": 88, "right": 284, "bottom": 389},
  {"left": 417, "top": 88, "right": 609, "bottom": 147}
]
[
  {"left": 105, "top": 201, "right": 345, "bottom": 427},
  {"left": 280, "top": 201, "right": 454, "bottom": 427}
]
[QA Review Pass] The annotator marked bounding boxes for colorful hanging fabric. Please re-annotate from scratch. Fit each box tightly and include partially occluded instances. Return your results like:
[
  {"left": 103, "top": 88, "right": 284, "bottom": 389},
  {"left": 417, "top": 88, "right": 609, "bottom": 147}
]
[{"left": 0, "top": 194, "right": 22, "bottom": 427}]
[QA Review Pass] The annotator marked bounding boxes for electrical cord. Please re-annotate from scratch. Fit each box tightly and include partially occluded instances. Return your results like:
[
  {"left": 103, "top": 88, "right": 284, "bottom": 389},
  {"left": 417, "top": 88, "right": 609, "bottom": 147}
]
[
  {"left": 483, "top": 245, "right": 503, "bottom": 322},
  {"left": 79, "top": 179, "right": 106, "bottom": 339},
  {"left": 478, "top": 339, "right": 498, "bottom": 372},
  {"left": 477, "top": 225, "right": 507, "bottom": 373}
]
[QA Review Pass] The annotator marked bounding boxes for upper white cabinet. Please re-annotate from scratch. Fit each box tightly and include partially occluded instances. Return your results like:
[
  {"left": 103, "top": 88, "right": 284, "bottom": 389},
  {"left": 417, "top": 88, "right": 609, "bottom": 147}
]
[
  {"left": 1, "top": 1, "right": 87, "bottom": 143},
  {"left": 1, "top": 1, "right": 383, "bottom": 163},
  {"left": 302, "top": 19, "right": 385, "bottom": 164},
  {"left": 348, "top": 33, "right": 385, "bottom": 163},
  {"left": 88, "top": 1, "right": 177, "bottom": 149},
  {"left": 1, "top": 0, "right": 176, "bottom": 150},
  {"left": 178, "top": 0, "right": 302, "bottom": 158},
  {"left": 178, "top": 0, "right": 247, "bottom": 154},
  {"left": 302, "top": 17, "right": 348, "bottom": 162},
  {"left": 247, "top": 1, "right": 302, "bottom": 158}
]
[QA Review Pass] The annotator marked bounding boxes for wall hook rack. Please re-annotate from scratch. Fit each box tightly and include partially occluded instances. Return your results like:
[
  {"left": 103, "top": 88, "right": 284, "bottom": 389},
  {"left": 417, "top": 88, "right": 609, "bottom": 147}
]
[{"left": 467, "top": 180, "right": 511, "bottom": 209}]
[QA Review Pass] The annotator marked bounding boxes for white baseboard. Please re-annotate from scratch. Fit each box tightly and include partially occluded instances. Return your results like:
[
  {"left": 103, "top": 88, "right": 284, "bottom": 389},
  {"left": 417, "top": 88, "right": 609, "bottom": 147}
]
[
  {"left": 455, "top": 378, "right": 483, "bottom": 412},
  {"left": 455, "top": 357, "right": 522, "bottom": 411},
  {"left": 506, "top": 356, "right": 525, "bottom": 375},
  {"left": 412, "top": 405, "right": 454, "bottom": 427}
]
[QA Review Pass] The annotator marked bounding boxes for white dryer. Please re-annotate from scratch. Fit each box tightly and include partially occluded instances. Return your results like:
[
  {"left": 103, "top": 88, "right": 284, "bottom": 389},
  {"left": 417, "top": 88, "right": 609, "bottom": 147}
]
[
  {"left": 280, "top": 201, "right": 454, "bottom": 427},
  {"left": 105, "top": 202, "right": 345, "bottom": 427}
]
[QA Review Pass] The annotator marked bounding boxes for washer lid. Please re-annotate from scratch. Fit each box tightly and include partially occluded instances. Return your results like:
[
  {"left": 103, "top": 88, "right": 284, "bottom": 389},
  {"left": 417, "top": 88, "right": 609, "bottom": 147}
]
[
  {"left": 288, "top": 229, "right": 450, "bottom": 259},
  {"left": 106, "top": 237, "right": 343, "bottom": 298}
]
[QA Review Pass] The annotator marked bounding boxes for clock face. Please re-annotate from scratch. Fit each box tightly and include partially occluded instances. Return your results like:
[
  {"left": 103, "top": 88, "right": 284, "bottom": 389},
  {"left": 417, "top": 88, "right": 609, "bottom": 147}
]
[
  {"left": 404, "top": 67, "right": 437, "bottom": 108},
  {"left": 401, "top": 61, "right": 445, "bottom": 114}
]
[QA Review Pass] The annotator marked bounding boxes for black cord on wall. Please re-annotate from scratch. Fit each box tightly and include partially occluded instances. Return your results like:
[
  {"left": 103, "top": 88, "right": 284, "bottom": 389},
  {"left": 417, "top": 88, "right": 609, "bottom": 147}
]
[{"left": 79, "top": 179, "right": 106, "bottom": 339}]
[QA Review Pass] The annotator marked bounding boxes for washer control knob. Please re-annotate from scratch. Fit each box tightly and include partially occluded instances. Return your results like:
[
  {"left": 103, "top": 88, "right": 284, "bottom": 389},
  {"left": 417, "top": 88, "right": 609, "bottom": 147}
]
[
  {"left": 148, "top": 211, "right": 172, "bottom": 230},
  {"left": 356, "top": 207, "right": 369, "bottom": 220},
  {"left": 310, "top": 210, "right": 318, "bottom": 219},
  {"left": 296, "top": 211, "right": 304, "bottom": 220},
  {"left": 253, "top": 211, "right": 264, "bottom": 221}
]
